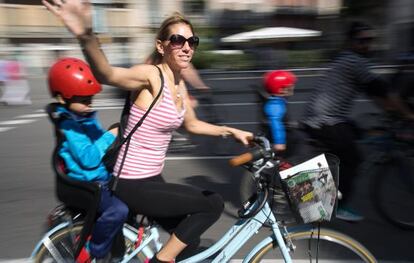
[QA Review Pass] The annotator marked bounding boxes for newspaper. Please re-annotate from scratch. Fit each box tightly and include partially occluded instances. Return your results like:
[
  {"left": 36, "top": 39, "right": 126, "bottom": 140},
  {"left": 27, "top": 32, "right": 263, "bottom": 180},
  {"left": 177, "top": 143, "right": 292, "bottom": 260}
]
[{"left": 279, "top": 154, "right": 337, "bottom": 223}]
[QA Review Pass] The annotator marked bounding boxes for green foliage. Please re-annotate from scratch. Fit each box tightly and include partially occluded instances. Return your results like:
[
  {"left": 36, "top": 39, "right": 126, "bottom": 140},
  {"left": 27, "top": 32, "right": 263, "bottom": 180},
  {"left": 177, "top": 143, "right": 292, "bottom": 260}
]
[
  {"left": 191, "top": 27, "right": 255, "bottom": 70},
  {"left": 286, "top": 50, "right": 327, "bottom": 68},
  {"left": 192, "top": 50, "right": 255, "bottom": 70}
]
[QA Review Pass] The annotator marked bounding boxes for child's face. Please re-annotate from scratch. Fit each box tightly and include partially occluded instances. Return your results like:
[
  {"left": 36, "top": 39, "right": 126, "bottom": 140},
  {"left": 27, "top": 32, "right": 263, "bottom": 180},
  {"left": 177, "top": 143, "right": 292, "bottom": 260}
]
[
  {"left": 67, "top": 96, "right": 94, "bottom": 115},
  {"left": 279, "top": 85, "right": 294, "bottom": 97}
]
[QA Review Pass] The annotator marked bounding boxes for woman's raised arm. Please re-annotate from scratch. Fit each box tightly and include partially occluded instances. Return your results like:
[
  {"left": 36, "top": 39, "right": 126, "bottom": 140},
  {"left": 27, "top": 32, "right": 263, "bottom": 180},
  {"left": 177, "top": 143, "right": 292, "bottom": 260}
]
[{"left": 42, "top": 0, "right": 149, "bottom": 90}]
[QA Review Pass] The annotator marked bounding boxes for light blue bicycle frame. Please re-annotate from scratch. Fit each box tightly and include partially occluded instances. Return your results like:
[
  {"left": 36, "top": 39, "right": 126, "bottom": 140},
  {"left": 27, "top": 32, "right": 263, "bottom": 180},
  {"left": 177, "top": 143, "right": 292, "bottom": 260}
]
[
  {"left": 31, "top": 196, "right": 293, "bottom": 263},
  {"left": 119, "top": 199, "right": 293, "bottom": 263},
  {"left": 31, "top": 159, "right": 294, "bottom": 263}
]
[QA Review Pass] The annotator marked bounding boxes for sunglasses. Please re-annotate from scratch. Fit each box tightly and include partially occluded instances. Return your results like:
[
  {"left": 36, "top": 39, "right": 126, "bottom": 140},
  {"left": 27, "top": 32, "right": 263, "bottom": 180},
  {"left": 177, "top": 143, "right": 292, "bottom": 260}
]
[
  {"left": 166, "top": 34, "right": 199, "bottom": 49},
  {"left": 68, "top": 96, "right": 92, "bottom": 105}
]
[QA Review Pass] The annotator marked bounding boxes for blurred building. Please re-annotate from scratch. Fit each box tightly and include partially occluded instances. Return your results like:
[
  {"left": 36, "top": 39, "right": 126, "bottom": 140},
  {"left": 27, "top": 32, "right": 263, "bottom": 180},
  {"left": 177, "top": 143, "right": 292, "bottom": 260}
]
[{"left": 0, "top": 0, "right": 345, "bottom": 72}]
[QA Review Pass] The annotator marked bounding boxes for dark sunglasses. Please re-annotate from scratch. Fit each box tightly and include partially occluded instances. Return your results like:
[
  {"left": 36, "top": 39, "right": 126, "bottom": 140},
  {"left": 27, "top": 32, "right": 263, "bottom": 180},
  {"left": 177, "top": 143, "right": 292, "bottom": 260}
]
[
  {"left": 68, "top": 96, "right": 92, "bottom": 105},
  {"left": 166, "top": 34, "right": 199, "bottom": 49}
]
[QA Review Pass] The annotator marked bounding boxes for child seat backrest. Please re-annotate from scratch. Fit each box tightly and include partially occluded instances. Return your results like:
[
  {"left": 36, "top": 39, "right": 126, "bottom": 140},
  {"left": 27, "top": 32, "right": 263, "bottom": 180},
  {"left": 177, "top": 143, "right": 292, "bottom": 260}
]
[
  {"left": 46, "top": 103, "right": 102, "bottom": 209},
  {"left": 46, "top": 103, "right": 102, "bottom": 259}
]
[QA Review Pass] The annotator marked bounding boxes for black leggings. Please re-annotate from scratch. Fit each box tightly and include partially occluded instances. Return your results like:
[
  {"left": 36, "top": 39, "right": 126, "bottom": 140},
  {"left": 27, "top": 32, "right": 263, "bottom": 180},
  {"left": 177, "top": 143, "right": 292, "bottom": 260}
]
[{"left": 114, "top": 175, "right": 224, "bottom": 246}]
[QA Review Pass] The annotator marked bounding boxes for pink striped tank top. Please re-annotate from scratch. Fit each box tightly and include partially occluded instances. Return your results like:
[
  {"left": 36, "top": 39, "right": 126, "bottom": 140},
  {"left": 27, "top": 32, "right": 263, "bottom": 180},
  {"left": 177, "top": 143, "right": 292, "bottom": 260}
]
[{"left": 113, "top": 85, "right": 185, "bottom": 179}]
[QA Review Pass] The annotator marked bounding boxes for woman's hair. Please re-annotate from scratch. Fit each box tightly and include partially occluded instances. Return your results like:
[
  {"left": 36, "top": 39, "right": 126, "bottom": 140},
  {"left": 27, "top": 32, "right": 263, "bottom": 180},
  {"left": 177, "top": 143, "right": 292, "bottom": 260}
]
[{"left": 148, "top": 12, "right": 195, "bottom": 65}]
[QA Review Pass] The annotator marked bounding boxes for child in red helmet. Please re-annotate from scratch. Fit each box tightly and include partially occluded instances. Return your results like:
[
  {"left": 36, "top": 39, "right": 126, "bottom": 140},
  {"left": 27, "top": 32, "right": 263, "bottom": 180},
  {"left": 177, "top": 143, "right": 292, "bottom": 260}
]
[
  {"left": 48, "top": 57, "right": 128, "bottom": 262},
  {"left": 263, "top": 70, "right": 296, "bottom": 152}
]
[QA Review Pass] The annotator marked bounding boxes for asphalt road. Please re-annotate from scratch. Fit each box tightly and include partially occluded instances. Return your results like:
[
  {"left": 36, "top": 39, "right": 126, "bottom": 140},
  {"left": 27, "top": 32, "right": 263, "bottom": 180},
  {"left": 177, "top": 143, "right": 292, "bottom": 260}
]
[{"left": 0, "top": 70, "right": 413, "bottom": 262}]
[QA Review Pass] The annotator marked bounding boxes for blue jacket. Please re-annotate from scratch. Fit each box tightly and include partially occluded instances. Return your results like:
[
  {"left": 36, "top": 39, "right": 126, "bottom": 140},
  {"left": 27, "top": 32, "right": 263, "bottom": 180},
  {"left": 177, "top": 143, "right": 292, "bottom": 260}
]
[
  {"left": 56, "top": 106, "right": 115, "bottom": 182},
  {"left": 263, "top": 96, "right": 287, "bottom": 145}
]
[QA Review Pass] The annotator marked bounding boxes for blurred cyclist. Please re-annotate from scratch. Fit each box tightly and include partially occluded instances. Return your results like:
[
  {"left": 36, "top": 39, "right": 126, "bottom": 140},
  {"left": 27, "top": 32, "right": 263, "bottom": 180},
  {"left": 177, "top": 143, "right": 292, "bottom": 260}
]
[
  {"left": 262, "top": 70, "right": 296, "bottom": 153},
  {"left": 301, "top": 21, "right": 414, "bottom": 222}
]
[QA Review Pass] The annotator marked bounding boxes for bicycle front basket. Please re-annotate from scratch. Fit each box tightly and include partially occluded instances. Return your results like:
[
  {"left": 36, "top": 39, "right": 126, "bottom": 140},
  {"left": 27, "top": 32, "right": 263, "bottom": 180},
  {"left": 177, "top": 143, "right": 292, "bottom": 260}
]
[{"left": 279, "top": 153, "right": 340, "bottom": 224}]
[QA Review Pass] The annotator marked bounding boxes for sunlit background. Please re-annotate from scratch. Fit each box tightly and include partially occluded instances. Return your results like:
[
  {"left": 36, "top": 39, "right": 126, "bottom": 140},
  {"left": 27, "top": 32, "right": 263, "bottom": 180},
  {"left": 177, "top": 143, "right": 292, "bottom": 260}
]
[{"left": 0, "top": 0, "right": 412, "bottom": 76}]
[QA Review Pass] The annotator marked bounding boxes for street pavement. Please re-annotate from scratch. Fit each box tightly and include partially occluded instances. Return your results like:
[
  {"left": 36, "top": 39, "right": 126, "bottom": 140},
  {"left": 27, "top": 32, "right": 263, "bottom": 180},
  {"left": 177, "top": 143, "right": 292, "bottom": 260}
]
[{"left": 0, "top": 71, "right": 413, "bottom": 262}]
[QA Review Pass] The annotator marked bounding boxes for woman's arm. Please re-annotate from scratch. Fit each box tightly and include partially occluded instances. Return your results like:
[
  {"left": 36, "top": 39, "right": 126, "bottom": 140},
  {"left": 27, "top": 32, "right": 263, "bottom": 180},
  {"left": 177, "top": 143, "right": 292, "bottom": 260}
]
[
  {"left": 182, "top": 86, "right": 253, "bottom": 145},
  {"left": 42, "top": 0, "right": 151, "bottom": 91}
]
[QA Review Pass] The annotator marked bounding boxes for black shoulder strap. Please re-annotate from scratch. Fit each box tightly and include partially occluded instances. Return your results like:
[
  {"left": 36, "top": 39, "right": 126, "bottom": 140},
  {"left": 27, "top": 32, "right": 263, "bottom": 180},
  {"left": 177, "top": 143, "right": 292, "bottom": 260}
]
[
  {"left": 110, "top": 65, "right": 164, "bottom": 192},
  {"left": 120, "top": 66, "right": 164, "bottom": 144}
]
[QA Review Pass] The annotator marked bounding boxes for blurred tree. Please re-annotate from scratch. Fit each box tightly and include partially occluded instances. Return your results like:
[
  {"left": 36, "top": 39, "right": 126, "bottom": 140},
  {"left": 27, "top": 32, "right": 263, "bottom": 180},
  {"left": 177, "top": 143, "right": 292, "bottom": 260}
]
[{"left": 342, "top": 0, "right": 387, "bottom": 22}]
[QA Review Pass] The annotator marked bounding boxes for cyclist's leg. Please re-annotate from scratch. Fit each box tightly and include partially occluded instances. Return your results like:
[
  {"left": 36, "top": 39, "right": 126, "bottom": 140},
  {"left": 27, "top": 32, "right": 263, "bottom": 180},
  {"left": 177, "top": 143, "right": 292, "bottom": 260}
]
[
  {"left": 115, "top": 175, "right": 224, "bottom": 260},
  {"left": 306, "top": 123, "right": 361, "bottom": 202},
  {"left": 89, "top": 186, "right": 129, "bottom": 259},
  {"left": 154, "top": 216, "right": 201, "bottom": 260},
  {"left": 304, "top": 123, "right": 364, "bottom": 221}
]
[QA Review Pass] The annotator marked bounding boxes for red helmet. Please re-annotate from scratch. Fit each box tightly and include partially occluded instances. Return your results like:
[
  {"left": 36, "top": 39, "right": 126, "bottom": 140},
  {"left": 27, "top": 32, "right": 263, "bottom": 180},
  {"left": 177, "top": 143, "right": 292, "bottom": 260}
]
[
  {"left": 48, "top": 57, "right": 101, "bottom": 99},
  {"left": 263, "top": 70, "right": 296, "bottom": 95}
]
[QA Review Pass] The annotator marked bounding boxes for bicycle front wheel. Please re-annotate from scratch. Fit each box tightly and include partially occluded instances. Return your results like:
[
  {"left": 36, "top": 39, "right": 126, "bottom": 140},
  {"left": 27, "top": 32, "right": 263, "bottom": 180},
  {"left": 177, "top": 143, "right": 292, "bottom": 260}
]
[
  {"left": 248, "top": 228, "right": 377, "bottom": 263},
  {"left": 373, "top": 157, "right": 414, "bottom": 230},
  {"left": 33, "top": 224, "right": 147, "bottom": 262}
]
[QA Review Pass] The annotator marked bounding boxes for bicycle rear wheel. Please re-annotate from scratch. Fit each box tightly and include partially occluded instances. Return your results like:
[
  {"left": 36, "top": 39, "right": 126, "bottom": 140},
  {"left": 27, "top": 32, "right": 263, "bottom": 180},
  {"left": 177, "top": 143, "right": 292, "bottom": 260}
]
[
  {"left": 33, "top": 224, "right": 146, "bottom": 262},
  {"left": 373, "top": 157, "right": 414, "bottom": 229},
  {"left": 248, "top": 228, "right": 377, "bottom": 263}
]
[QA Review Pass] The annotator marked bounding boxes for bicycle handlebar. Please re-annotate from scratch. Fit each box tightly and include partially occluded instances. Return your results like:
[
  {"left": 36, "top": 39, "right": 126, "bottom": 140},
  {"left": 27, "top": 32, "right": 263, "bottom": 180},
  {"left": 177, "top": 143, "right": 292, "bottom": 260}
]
[{"left": 229, "top": 136, "right": 273, "bottom": 167}]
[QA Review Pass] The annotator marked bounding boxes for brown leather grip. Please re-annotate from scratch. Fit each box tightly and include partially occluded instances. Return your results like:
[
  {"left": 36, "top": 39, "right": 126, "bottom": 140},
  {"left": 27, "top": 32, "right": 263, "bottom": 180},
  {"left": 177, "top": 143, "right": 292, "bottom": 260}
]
[{"left": 229, "top": 152, "right": 253, "bottom": 167}]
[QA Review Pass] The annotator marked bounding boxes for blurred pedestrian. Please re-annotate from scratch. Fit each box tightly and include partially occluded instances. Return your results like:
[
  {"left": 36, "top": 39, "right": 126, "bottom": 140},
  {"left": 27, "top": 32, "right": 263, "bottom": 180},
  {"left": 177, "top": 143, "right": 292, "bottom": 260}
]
[
  {"left": 301, "top": 21, "right": 414, "bottom": 222},
  {"left": 0, "top": 59, "right": 32, "bottom": 105}
]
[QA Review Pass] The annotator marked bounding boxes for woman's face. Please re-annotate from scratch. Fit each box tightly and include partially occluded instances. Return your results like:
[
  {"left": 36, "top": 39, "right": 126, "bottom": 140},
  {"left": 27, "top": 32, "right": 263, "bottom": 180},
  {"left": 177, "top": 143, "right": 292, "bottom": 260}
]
[{"left": 161, "top": 23, "right": 198, "bottom": 71}]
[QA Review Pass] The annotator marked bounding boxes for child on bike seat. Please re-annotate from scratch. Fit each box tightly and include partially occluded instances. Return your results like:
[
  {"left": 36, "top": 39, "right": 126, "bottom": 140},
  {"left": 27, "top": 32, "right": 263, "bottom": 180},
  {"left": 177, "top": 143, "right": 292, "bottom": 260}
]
[
  {"left": 262, "top": 70, "right": 296, "bottom": 153},
  {"left": 47, "top": 57, "right": 129, "bottom": 263}
]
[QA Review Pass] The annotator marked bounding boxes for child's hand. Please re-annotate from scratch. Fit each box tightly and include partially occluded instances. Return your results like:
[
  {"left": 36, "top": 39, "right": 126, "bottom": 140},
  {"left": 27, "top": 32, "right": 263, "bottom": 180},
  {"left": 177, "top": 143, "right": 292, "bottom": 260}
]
[
  {"left": 107, "top": 123, "right": 119, "bottom": 136},
  {"left": 109, "top": 127, "right": 118, "bottom": 136},
  {"left": 273, "top": 144, "right": 286, "bottom": 152}
]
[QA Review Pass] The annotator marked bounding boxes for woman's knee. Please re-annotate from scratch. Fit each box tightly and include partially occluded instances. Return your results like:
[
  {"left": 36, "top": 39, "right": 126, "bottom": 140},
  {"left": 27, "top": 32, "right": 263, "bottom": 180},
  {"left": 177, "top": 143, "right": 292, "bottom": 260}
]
[{"left": 203, "top": 191, "right": 224, "bottom": 218}]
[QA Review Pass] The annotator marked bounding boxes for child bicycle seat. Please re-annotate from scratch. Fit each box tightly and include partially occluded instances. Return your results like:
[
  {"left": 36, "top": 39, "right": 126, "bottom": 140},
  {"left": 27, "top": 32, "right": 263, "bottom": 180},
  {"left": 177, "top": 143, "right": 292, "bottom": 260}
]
[{"left": 46, "top": 103, "right": 102, "bottom": 259}]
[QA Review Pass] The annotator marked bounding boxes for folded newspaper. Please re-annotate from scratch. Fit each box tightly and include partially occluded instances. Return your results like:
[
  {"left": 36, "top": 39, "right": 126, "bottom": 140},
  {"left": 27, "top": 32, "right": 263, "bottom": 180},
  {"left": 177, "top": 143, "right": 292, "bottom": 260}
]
[{"left": 279, "top": 154, "right": 337, "bottom": 223}]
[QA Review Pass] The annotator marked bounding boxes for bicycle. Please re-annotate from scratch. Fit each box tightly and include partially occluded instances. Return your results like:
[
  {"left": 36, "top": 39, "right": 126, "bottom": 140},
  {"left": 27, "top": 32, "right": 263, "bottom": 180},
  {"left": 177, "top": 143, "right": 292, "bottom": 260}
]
[
  {"left": 31, "top": 136, "right": 377, "bottom": 263},
  {"left": 239, "top": 121, "right": 331, "bottom": 204},
  {"left": 358, "top": 113, "right": 414, "bottom": 230}
]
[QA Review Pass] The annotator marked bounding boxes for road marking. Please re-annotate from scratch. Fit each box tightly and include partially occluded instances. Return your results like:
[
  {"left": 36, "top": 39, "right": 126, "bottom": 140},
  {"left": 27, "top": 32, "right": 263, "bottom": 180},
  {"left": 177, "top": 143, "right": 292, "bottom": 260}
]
[
  {"left": 0, "top": 127, "right": 14, "bottom": 132},
  {"left": 0, "top": 97, "right": 373, "bottom": 134},
  {"left": 15, "top": 113, "right": 47, "bottom": 118},
  {"left": 0, "top": 112, "right": 46, "bottom": 133},
  {"left": 90, "top": 99, "right": 372, "bottom": 108},
  {"left": 0, "top": 119, "right": 36, "bottom": 125}
]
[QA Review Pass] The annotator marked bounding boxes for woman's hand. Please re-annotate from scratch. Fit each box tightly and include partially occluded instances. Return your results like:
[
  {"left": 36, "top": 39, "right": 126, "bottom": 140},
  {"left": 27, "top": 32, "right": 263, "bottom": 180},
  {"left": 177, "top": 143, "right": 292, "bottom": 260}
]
[
  {"left": 226, "top": 128, "right": 253, "bottom": 146},
  {"left": 42, "top": 0, "right": 93, "bottom": 37}
]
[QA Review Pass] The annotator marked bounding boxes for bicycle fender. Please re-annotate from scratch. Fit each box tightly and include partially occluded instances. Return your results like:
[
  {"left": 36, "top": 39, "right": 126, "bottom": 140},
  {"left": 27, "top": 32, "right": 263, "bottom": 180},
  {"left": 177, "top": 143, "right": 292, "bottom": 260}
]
[{"left": 30, "top": 221, "right": 70, "bottom": 258}]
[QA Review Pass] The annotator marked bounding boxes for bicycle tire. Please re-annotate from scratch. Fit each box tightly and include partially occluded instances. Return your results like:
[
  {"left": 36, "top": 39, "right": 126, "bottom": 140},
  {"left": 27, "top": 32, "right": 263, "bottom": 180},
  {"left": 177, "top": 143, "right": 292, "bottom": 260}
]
[
  {"left": 33, "top": 224, "right": 147, "bottom": 262},
  {"left": 373, "top": 157, "right": 414, "bottom": 230},
  {"left": 247, "top": 228, "right": 377, "bottom": 263}
]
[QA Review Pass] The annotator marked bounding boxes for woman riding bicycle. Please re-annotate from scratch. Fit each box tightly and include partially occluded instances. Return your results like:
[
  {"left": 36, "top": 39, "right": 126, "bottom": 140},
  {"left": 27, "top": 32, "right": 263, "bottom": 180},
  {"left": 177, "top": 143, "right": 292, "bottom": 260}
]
[{"left": 42, "top": 1, "right": 253, "bottom": 262}]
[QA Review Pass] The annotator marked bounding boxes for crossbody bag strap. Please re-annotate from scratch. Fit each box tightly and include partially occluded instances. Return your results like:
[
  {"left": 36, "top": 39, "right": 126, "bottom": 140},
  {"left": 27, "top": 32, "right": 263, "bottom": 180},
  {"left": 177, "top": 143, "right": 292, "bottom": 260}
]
[{"left": 111, "top": 65, "right": 164, "bottom": 192}]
